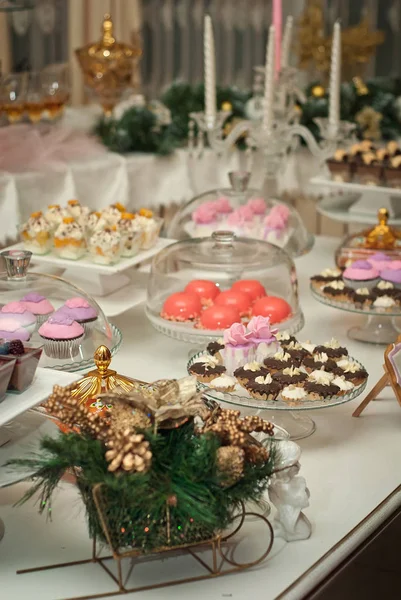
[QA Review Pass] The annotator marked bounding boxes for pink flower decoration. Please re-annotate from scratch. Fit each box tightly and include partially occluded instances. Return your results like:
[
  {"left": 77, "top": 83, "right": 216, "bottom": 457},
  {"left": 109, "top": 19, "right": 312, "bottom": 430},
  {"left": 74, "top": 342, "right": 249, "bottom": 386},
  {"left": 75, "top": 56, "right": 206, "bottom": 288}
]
[
  {"left": 223, "top": 322, "right": 252, "bottom": 346},
  {"left": 226, "top": 209, "right": 246, "bottom": 227},
  {"left": 192, "top": 203, "right": 217, "bottom": 224},
  {"left": 237, "top": 205, "right": 254, "bottom": 222},
  {"left": 247, "top": 315, "right": 277, "bottom": 341},
  {"left": 215, "top": 196, "right": 233, "bottom": 214},
  {"left": 247, "top": 197, "right": 267, "bottom": 215}
]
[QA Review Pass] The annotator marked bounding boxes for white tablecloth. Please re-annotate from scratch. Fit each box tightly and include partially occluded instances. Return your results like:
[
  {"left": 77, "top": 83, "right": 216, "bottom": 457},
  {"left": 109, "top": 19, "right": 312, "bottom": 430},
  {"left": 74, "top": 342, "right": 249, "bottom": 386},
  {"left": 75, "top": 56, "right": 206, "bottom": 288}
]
[{"left": 0, "top": 106, "right": 325, "bottom": 245}]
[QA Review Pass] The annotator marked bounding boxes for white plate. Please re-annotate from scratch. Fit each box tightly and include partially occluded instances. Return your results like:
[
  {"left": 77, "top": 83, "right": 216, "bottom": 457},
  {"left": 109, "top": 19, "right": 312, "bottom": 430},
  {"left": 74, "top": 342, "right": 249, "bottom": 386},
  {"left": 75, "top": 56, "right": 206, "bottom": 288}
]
[
  {"left": 0, "top": 368, "right": 79, "bottom": 428},
  {"left": 4, "top": 238, "right": 174, "bottom": 276}
]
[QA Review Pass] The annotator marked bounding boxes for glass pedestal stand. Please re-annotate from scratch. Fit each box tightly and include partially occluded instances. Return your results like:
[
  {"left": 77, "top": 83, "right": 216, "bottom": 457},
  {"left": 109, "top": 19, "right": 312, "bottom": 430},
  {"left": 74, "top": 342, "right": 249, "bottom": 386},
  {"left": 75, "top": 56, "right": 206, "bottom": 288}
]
[
  {"left": 255, "top": 410, "right": 316, "bottom": 440},
  {"left": 348, "top": 315, "right": 401, "bottom": 345}
]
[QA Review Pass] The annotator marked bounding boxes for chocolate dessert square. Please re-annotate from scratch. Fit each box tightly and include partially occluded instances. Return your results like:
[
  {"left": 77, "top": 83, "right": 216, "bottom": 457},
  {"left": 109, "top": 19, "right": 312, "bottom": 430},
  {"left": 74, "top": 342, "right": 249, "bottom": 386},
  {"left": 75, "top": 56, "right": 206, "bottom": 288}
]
[
  {"left": 355, "top": 163, "right": 383, "bottom": 186},
  {"left": 0, "top": 359, "right": 16, "bottom": 401},
  {"left": 326, "top": 159, "right": 352, "bottom": 182},
  {"left": 0, "top": 346, "right": 42, "bottom": 393}
]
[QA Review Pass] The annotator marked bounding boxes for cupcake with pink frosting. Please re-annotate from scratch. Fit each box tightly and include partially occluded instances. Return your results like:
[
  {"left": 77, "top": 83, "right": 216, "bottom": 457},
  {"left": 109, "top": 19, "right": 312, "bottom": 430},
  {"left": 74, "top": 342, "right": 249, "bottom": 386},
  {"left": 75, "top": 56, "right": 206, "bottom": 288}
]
[
  {"left": 0, "top": 302, "right": 36, "bottom": 333},
  {"left": 38, "top": 313, "right": 84, "bottom": 359},
  {"left": 192, "top": 203, "right": 218, "bottom": 237},
  {"left": 214, "top": 196, "right": 233, "bottom": 216},
  {"left": 0, "top": 318, "right": 30, "bottom": 342},
  {"left": 220, "top": 322, "right": 255, "bottom": 375},
  {"left": 247, "top": 315, "right": 279, "bottom": 363},
  {"left": 343, "top": 260, "right": 380, "bottom": 290},
  {"left": 20, "top": 293, "right": 54, "bottom": 324},
  {"left": 58, "top": 297, "right": 98, "bottom": 332},
  {"left": 246, "top": 197, "right": 267, "bottom": 216},
  {"left": 388, "top": 260, "right": 401, "bottom": 270}
]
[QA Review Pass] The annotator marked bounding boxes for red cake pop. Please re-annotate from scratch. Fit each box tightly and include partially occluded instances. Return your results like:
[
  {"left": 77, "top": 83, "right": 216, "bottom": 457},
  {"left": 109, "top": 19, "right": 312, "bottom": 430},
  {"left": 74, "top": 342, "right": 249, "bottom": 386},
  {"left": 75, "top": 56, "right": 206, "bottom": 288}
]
[
  {"left": 252, "top": 296, "right": 291, "bottom": 323},
  {"left": 161, "top": 292, "right": 202, "bottom": 321},
  {"left": 199, "top": 305, "right": 241, "bottom": 330},
  {"left": 231, "top": 280, "right": 266, "bottom": 302},
  {"left": 184, "top": 280, "right": 220, "bottom": 305},
  {"left": 214, "top": 290, "right": 252, "bottom": 316}
]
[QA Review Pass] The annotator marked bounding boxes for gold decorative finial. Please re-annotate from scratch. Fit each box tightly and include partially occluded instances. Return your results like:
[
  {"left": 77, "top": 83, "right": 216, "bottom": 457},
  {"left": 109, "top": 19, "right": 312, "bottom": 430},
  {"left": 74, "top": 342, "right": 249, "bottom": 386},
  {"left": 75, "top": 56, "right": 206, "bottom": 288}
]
[
  {"left": 70, "top": 346, "right": 142, "bottom": 404},
  {"left": 102, "top": 13, "right": 115, "bottom": 46},
  {"left": 364, "top": 208, "right": 401, "bottom": 249}
]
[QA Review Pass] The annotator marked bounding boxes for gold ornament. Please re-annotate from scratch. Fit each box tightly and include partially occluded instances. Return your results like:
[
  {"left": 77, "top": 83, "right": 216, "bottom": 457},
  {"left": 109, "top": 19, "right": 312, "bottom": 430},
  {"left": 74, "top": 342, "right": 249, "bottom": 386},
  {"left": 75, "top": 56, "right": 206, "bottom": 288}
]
[
  {"left": 216, "top": 446, "right": 245, "bottom": 487},
  {"left": 352, "top": 76, "right": 369, "bottom": 96},
  {"left": 363, "top": 208, "right": 401, "bottom": 250},
  {"left": 311, "top": 85, "right": 325, "bottom": 98},
  {"left": 70, "top": 345, "right": 142, "bottom": 405},
  {"left": 75, "top": 13, "right": 142, "bottom": 116},
  {"left": 221, "top": 101, "right": 232, "bottom": 112},
  {"left": 355, "top": 106, "right": 383, "bottom": 140},
  {"left": 297, "top": 0, "right": 384, "bottom": 79},
  {"left": 105, "top": 429, "right": 152, "bottom": 473}
]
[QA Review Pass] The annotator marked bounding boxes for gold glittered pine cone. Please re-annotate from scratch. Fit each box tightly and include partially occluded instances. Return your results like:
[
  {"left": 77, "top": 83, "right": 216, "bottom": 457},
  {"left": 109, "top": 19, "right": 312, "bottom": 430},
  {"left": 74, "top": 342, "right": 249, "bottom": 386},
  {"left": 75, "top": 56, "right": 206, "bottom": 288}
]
[{"left": 216, "top": 446, "right": 245, "bottom": 487}]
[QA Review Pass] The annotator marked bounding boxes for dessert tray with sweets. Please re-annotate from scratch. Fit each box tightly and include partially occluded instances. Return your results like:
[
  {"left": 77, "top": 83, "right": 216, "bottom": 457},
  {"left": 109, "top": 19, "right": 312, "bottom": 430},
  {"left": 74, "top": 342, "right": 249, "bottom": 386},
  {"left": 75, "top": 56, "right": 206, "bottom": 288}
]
[
  {"left": 187, "top": 318, "right": 368, "bottom": 415},
  {"left": 310, "top": 255, "right": 401, "bottom": 344}
]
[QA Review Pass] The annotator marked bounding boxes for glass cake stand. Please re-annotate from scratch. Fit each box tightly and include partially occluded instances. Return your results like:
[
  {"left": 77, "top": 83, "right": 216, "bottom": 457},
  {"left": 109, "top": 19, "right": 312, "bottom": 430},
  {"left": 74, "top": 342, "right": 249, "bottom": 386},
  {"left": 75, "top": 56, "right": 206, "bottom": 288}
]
[
  {"left": 187, "top": 352, "right": 367, "bottom": 440},
  {"left": 310, "top": 286, "right": 401, "bottom": 345}
]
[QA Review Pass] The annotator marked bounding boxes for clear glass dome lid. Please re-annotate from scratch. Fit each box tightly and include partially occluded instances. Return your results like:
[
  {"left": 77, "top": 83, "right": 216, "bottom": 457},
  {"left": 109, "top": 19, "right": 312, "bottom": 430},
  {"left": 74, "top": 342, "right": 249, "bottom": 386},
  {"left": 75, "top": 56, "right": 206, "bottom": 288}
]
[
  {"left": 0, "top": 250, "right": 121, "bottom": 372},
  {"left": 168, "top": 171, "right": 314, "bottom": 258},
  {"left": 146, "top": 231, "right": 304, "bottom": 343}
]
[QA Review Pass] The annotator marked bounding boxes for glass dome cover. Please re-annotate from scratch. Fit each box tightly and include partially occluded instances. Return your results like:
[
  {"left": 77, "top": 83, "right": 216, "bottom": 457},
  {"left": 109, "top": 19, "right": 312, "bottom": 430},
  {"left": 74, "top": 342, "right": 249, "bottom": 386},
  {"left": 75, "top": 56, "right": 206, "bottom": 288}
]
[
  {"left": 146, "top": 231, "right": 304, "bottom": 343},
  {"left": 0, "top": 250, "right": 121, "bottom": 372},
  {"left": 168, "top": 171, "right": 314, "bottom": 258}
]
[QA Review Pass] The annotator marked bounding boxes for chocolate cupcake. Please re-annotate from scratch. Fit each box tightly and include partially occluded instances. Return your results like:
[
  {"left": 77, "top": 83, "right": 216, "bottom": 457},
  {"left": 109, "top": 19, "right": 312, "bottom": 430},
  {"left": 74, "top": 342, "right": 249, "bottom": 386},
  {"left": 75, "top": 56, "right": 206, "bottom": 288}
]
[
  {"left": 327, "top": 149, "right": 352, "bottom": 182},
  {"left": 304, "top": 381, "right": 341, "bottom": 400},
  {"left": 275, "top": 331, "right": 298, "bottom": 347},
  {"left": 303, "top": 353, "right": 338, "bottom": 372},
  {"left": 336, "top": 359, "right": 368, "bottom": 385},
  {"left": 273, "top": 365, "right": 308, "bottom": 386},
  {"left": 331, "top": 375, "right": 355, "bottom": 396},
  {"left": 310, "top": 268, "right": 343, "bottom": 290},
  {"left": 351, "top": 287, "right": 375, "bottom": 309},
  {"left": 284, "top": 341, "right": 308, "bottom": 364},
  {"left": 234, "top": 361, "right": 268, "bottom": 386},
  {"left": 314, "top": 338, "right": 348, "bottom": 360},
  {"left": 321, "top": 280, "right": 351, "bottom": 302},
  {"left": 206, "top": 339, "right": 225, "bottom": 359},
  {"left": 372, "top": 281, "right": 399, "bottom": 298},
  {"left": 189, "top": 360, "right": 226, "bottom": 383},
  {"left": 263, "top": 350, "right": 292, "bottom": 372},
  {"left": 356, "top": 152, "right": 383, "bottom": 186},
  {"left": 245, "top": 373, "right": 282, "bottom": 401},
  {"left": 281, "top": 385, "right": 308, "bottom": 405}
]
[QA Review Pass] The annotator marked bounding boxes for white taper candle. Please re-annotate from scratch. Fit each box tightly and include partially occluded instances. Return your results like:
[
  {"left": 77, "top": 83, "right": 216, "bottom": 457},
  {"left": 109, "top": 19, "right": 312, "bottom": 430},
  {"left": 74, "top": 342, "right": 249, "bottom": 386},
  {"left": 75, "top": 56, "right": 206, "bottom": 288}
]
[
  {"left": 263, "top": 25, "right": 275, "bottom": 131},
  {"left": 281, "top": 15, "right": 293, "bottom": 69},
  {"left": 329, "top": 21, "right": 341, "bottom": 133},
  {"left": 204, "top": 15, "right": 216, "bottom": 124}
]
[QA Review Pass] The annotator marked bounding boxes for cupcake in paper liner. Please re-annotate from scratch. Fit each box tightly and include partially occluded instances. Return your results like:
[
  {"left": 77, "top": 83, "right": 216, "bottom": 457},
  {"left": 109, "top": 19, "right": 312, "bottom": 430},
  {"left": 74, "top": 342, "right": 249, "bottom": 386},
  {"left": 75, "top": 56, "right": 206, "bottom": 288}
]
[
  {"left": 208, "top": 374, "right": 237, "bottom": 392},
  {"left": 342, "top": 260, "right": 380, "bottom": 290},
  {"left": 38, "top": 313, "right": 84, "bottom": 359},
  {"left": 0, "top": 318, "right": 31, "bottom": 342},
  {"left": 57, "top": 297, "right": 98, "bottom": 333},
  {"left": 54, "top": 217, "right": 86, "bottom": 260},
  {"left": 0, "top": 301, "right": 36, "bottom": 334},
  {"left": 117, "top": 213, "right": 143, "bottom": 257},
  {"left": 88, "top": 226, "right": 123, "bottom": 265},
  {"left": 20, "top": 211, "right": 52, "bottom": 255},
  {"left": 136, "top": 209, "right": 163, "bottom": 249},
  {"left": 20, "top": 293, "right": 54, "bottom": 325}
]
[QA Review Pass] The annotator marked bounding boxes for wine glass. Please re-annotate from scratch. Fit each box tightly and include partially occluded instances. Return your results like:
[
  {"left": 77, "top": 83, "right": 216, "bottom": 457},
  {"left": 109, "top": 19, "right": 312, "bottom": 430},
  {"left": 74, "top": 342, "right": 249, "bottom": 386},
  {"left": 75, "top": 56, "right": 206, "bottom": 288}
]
[
  {"left": 25, "top": 71, "right": 45, "bottom": 124},
  {"left": 41, "top": 64, "right": 70, "bottom": 121},
  {"left": 0, "top": 73, "right": 27, "bottom": 124}
]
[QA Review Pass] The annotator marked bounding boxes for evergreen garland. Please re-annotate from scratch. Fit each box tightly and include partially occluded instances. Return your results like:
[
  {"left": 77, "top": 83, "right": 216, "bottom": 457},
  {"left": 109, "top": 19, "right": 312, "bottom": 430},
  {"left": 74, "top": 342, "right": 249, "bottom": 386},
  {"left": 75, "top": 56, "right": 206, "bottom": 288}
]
[{"left": 10, "top": 421, "right": 275, "bottom": 552}]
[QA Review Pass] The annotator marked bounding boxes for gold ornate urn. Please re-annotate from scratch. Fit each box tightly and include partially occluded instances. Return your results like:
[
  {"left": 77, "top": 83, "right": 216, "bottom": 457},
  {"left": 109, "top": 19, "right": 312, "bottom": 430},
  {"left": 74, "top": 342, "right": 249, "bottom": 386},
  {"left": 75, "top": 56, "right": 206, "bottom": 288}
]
[{"left": 75, "top": 13, "right": 142, "bottom": 116}]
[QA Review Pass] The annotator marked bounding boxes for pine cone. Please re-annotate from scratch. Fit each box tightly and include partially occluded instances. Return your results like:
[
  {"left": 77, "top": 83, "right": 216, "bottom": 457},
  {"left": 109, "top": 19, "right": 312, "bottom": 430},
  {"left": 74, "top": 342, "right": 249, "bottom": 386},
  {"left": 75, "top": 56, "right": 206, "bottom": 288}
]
[
  {"left": 105, "top": 429, "right": 152, "bottom": 474},
  {"left": 109, "top": 399, "right": 151, "bottom": 435},
  {"left": 216, "top": 446, "right": 244, "bottom": 487}
]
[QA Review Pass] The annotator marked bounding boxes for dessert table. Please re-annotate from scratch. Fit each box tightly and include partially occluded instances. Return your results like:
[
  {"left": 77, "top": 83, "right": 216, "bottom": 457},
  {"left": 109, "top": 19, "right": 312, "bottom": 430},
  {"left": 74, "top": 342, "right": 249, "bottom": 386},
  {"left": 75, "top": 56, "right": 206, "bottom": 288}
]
[{"left": 1, "top": 235, "right": 401, "bottom": 599}]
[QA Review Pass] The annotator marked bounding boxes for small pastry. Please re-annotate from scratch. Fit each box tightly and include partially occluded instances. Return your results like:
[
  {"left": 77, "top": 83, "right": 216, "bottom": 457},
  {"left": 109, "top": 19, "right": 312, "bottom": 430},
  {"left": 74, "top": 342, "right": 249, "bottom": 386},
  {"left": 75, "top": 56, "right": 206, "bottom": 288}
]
[
  {"left": 367, "top": 252, "right": 392, "bottom": 272},
  {"left": 273, "top": 365, "right": 308, "bottom": 386},
  {"left": 86, "top": 211, "right": 108, "bottom": 237},
  {"left": 54, "top": 217, "right": 86, "bottom": 260},
  {"left": 58, "top": 297, "right": 98, "bottom": 332},
  {"left": 231, "top": 280, "right": 266, "bottom": 301},
  {"left": 0, "top": 302, "right": 36, "bottom": 333},
  {"left": 44, "top": 204, "right": 68, "bottom": 231},
  {"left": 38, "top": 313, "right": 84, "bottom": 359},
  {"left": 303, "top": 353, "right": 338, "bottom": 373},
  {"left": 307, "top": 369, "right": 335, "bottom": 384},
  {"left": 378, "top": 268, "right": 401, "bottom": 290},
  {"left": 162, "top": 292, "right": 202, "bottom": 322},
  {"left": 331, "top": 375, "right": 355, "bottom": 396},
  {"left": 191, "top": 353, "right": 220, "bottom": 367},
  {"left": 245, "top": 373, "right": 282, "bottom": 401},
  {"left": 275, "top": 331, "right": 298, "bottom": 347},
  {"left": 387, "top": 141, "right": 401, "bottom": 156},
  {"left": 135, "top": 209, "right": 163, "bottom": 250},
  {"left": 0, "top": 318, "right": 30, "bottom": 342},
  {"left": 321, "top": 280, "right": 350, "bottom": 302},
  {"left": 251, "top": 296, "right": 292, "bottom": 324},
  {"left": 185, "top": 280, "right": 221, "bottom": 306},
  {"left": 310, "top": 267, "right": 343, "bottom": 289},
  {"left": 343, "top": 260, "right": 380, "bottom": 290},
  {"left": 101, "top": 203, "right": 127, "bottom": 225},
  {"left": 372, "top": 281, "right": 399, "bottom": 298},
  {"left": 188, "top": 361, "right": 226, "bottom": 383},
  {"left": 326, "top": 150, "right": 352, "bottom": 182},
  {"left": 314, "top": 338, "right": 348, "bottom": 360},
  {"left": 351, "top": 287, "right": 375, "bottom": 309},
  {"left": 208, "top": 374, "right": 237, "bottom": 392},
  {"left": 198, "top": 305, "right": 240, "bottom": 330},
  {"left": 281, "top": 384, "right": 308, "bottom": 405},
  {"left": 263, "top": 349, "right": 292, "bottom": 373},
  {"left": 67, "top": 200, "right": 90, "bottom": 227},
  {"left": 117, "top": 213, "right": 142, "bottom": 258},
  {"left": 304, "top": 370, "right": 340, "bottom": 400},
  {"left": 20, "top": 293, "right": 54, "bottom": 325},
  {"left": 245, "top": 197, "right": 267, "bottom": 216},
  {"left": 246, "top": 315, "right": 279, "bottom": 363},
  {"left": 0, "top": 340, "right": 42, "bottom": 393},
  {"left": 214, "top": 196, "right": 233, "bottom": 215},
  {"left": 300, "top": 340, "right": 316, "bottom": 355},
  {"left": 20, "top": 211, "right": 52, "bottom": 255},
  {"left": 206, "top": 340, "right": 225, "bottom": 361},
  {"left": 215, "top": 290, "right": 252, "bottom": 317},
  {"left": 372, "top": 295, "right": 397, "bottom": 312},
  {"left": 336, "top": 359, "right": 368, "bottom": 385},
  {"left": 234, "top": 361, "right": 267, "bottom": 386},
  {"left": 284, "top": 341, "right": 308, "bottom": 364},
  {"left": 88, "top": 226, "right": 123, "bottom": 265},
  {"left": 220, "top": 323, "right": 255, "bottom": 375}
]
